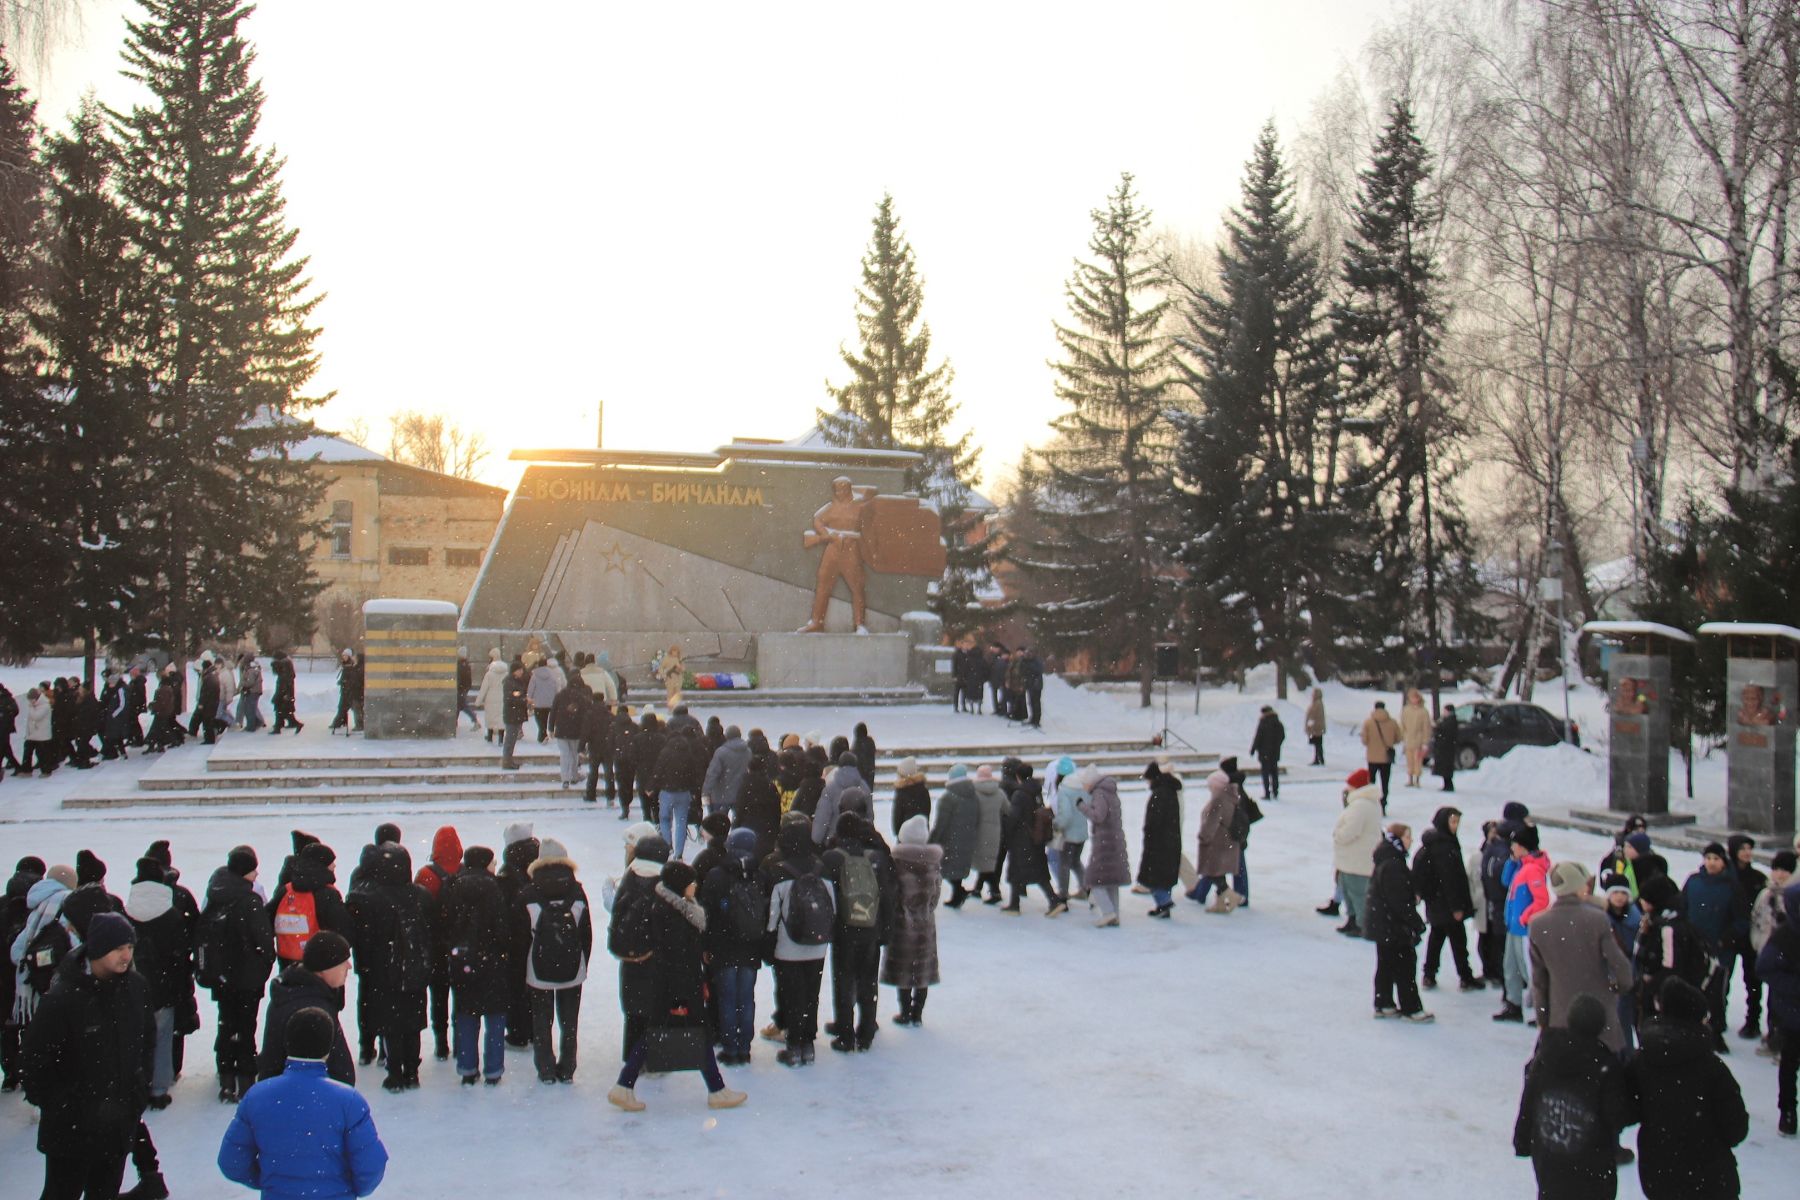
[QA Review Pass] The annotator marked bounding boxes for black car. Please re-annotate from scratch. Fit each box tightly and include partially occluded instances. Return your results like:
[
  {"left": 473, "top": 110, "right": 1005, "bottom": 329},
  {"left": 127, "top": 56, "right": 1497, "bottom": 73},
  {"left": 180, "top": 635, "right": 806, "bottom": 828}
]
[{"left": 1433, "top": 702, "right": 1575, "bottom": 771}]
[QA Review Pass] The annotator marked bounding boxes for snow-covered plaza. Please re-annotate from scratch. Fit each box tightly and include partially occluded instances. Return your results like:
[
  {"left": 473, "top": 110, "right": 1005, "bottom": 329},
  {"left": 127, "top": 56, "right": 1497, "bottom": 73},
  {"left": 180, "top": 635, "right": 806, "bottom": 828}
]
[{"left": 1, "top": 662, "right": 1792, "bottom": 1199}]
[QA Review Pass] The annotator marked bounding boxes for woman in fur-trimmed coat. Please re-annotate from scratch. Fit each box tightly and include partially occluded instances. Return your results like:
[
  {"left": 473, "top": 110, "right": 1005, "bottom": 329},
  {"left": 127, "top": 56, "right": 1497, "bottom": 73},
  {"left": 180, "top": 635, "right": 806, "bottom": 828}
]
[{"left": 882, "top": 816, "right": 941, "bottom": 1026}]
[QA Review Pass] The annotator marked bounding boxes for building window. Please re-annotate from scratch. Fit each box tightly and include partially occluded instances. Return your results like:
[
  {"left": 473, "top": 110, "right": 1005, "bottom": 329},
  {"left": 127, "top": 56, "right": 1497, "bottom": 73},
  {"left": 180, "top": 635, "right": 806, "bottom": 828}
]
[
  {"left": 329, "top": 500, "right": 352, "bottom": 559},
  {"left": 446, "top": 547, "right": 483, "bottom": 568},
  {"left": 388, "top": 546, "right": 429, "bottom": 567}
]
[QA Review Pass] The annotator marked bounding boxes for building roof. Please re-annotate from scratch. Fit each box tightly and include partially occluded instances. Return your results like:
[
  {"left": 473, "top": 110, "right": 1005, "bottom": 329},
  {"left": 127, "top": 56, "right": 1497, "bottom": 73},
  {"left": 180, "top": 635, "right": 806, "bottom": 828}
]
[{"left": 289, "top": 431, "right": 389, "bottom": 464}]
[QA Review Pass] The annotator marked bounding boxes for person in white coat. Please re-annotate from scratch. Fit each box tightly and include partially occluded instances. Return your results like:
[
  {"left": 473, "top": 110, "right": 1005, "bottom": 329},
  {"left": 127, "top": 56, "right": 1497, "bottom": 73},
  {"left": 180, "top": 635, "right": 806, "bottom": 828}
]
[
  {"left": 20, "top": 688, "right": 55, "bottom": 776},
  {"left": 1332, "top": 767, "right": 1384, "bottom": 938},
  {"left": 475, "top": 650, "right": 508, "bottom": 745}
]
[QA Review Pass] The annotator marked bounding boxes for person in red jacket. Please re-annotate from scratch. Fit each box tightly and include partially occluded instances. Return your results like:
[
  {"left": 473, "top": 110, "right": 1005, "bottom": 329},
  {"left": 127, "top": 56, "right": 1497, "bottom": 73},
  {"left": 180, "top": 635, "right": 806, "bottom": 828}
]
[{"left": 413, "top": 827, "right": 461, "bottom": 1061}]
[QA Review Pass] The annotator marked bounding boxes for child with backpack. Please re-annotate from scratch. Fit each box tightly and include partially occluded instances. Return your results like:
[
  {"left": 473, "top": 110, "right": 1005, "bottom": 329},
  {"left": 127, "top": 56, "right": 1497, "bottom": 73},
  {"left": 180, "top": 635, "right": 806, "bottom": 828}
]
[
  {"left": 10, "top": 865, "right": 76, "bottom": 1027},
  {"left": 1513, "top": 993, "right": 1637, "bottom": 1198},
  {"left": 701, "top": 828, "right": 768, "bottom": 1065},
  {"left": 821, "top": 812, "right": 893, "bottom": 1052},
  {"left": 765, "top": 814, "right": 835, "bottom": 1066},
  {"left": 519, "top": 838, "right": 591, "bottom": 1084}
]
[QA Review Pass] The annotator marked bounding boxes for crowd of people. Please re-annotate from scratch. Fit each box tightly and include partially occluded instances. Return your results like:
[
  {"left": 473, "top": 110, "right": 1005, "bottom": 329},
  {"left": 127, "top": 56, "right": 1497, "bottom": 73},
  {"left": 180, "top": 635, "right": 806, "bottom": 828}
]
[
  {"left": 1317, "top": 762, "right": 1800, "bottom": 1197},
  {"left": 948, "top": 640, "right": 1044, "bottom": 726}
]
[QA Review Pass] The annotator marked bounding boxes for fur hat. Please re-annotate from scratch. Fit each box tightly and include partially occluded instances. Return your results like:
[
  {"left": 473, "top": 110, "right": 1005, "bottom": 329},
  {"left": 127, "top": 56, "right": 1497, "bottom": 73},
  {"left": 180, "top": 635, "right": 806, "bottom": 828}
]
[
  {"left": 227, "top": 845, "right": 258, "bottom": 878},
  {"left": 1346, "top": 768, "right": 1371, "bottom": 790},
  {"left": 504, "top": 822, "right": 535, "bottom": 847},
  {"left": 896, "top": 756, "right": 920, "bottom": 779},
  {"left": 1510, "top": 825, "right": 1540, "bottom": 853},
  {"left": 1549, "top": 861, "right": 1591, "bottom": 898},
  {"left": 898, "top": 814, "right": 930, "bottom": 846},
  {"left": 46, "top": 864, "right": 77, "bottom": 891},
  {"left": 285, "top": 1007, "right": 335, "bottom": 1061},
  {"left": 301, "top": 930, "right": 351, "bottom": 973},
  {"left": 83, "top": 912, "right": 135, "bottom": 961},
  {"left": 1656, "top": 976, "right": 1708, "bottom": 1023},
  {"left": 1567, "top": 993, "right": 1608, "bottom": 1040},
  {"left": 660, "top": 860, "right": 697, "bottom": 896},
  {"left": 143, "top": 840, "right": 173, "bottom": 868},
  {"left": 76, "top": 849, "right": 106, "bottom": 886}
]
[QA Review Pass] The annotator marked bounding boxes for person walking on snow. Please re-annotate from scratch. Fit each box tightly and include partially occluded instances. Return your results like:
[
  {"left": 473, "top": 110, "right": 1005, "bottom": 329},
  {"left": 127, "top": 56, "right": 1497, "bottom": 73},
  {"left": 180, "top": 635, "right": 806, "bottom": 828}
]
[
  {"left": 1076, "top": 766, "right": 1130, "bottom": 928},
  {"left": 1249, "top": 706, "right": 1284, "bottom": 800},
  {"left": 1304, "top": 688, "right": 1327, "bottom": 766},
  {"left": 1360, "top": 701, "right": 1401, "bottom": 806},
  {"left": 1399, "top": 689, "right": 1431, "bottom": 788},
  {"left": 1366, "top": 824, "right": 1433, "bottom": 1022}
]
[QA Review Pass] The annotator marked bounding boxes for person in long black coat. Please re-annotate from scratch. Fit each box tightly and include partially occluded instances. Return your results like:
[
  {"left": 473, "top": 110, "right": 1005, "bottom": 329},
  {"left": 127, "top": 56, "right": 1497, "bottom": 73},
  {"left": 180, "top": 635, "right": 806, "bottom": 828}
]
[
  {"left": 1432, "top": 709, "right": 1459, "bottom": 791},
  {"left": 441, "top": 846, "right": 511, "bottom": 1083},
  {"left": 269, "top": 650, "right": 300, "bottom": 734},
  {"left": 608, "top": 835, "right": 669, "bottom": 1060},
  {"left": 497, "top": 832, "right": 540, "bottom": 1045},
  {"left": 732, "top": 755, "right": 783, "bottom": 862},
  {"left": 350, "top": 843, "right": 432, "bottom": 1091},
  {"left": 1628, "top": 976, "right": 1748, "bottom": 1199},
  {"left": 255, "top": 932, "right": 355, "bottom": 1086},
  {"left": 21, "top": 919, "right": 154, "bottom": 1200},
  {"left": 851, "top": 723, "right": 878, "bottom": 793},
  {"left": 1003, "top": 766, "right": 1059, "bottom": 913},
  {"left": 1513, "top": 994, "right": 1638, "bottom": 1200},
  {"left": 1136, "top": 762, "right": 1184, "bottom": 917},
  {"left": 1411, "top": 806, "right": 1479, "bottom": 990},
  {"left": 634, "top": 713, "right": 667, "bottom": 825},
  {"left": 1366, "top": 827, "right": 1430, "bottom": 1020}
]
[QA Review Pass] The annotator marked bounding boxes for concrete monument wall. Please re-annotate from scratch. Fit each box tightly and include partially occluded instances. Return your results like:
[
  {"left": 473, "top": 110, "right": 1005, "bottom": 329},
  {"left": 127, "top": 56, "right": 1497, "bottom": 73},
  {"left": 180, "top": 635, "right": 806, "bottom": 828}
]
[
  {"left": 1725, "top": 653, "right": 1797, "bottom": 836},
  {"left": 1605, "top": 652, "right": 1673, "bottom": 815}
]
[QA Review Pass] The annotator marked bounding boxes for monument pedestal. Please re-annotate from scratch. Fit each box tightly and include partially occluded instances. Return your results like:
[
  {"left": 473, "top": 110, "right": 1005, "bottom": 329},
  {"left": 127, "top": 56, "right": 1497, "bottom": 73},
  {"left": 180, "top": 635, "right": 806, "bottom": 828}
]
[
  {"left": 364, "top": 600, "right": 460, "bottom": 739},
  {"left": 757, "top": 632, "right": 911, "bottom": 689},
  {"left": 1700, "top": 623, "right": 1799, "bottom": 838},
  {"left": 1583, "top": 621, "right": 1695, "bottom": 815}
]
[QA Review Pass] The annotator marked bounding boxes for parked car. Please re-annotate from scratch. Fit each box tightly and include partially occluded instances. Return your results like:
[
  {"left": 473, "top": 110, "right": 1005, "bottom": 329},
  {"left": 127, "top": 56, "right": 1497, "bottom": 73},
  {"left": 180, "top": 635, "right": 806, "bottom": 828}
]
[{"left": 1429, "top": 701, "right": 1576, "bottom": 771}]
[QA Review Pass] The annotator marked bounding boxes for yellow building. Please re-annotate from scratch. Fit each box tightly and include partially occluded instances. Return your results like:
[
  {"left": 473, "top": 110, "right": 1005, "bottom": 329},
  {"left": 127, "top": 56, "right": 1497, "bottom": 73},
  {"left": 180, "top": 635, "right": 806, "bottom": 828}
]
[{"left": 296, "top": 433, "right": 507, "bottom": 653}]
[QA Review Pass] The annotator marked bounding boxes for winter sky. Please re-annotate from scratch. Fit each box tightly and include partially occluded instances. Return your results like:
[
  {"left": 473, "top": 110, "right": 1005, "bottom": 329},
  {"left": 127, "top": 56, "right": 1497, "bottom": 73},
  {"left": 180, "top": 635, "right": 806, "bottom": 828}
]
[{"left": 27, "top": 0, "right": 1398, "bottom": 494}]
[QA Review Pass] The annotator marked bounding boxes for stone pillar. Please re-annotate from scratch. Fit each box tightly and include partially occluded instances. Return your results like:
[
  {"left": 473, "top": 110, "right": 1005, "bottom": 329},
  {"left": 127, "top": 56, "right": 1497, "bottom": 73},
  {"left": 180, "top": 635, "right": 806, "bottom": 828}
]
[
  {"left": 362, "top": 600, "right": 460, "bottom": 739},
  {"left": 1722, "top": 645, "right": 1798, "bottom": 836},
  {"left": 1604, "top": 650, "right": 1673, "bottom": 815},
  {"left": 901, "top": 611, "right": 954, "bottom": 697}
]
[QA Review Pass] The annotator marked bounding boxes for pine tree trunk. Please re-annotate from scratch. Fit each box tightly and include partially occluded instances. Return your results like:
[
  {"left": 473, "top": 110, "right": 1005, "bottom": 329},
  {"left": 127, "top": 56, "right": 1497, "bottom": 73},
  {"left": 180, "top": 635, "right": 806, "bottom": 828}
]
[{"left": 81, "top": 631, "right": 95, "bottom": 693}]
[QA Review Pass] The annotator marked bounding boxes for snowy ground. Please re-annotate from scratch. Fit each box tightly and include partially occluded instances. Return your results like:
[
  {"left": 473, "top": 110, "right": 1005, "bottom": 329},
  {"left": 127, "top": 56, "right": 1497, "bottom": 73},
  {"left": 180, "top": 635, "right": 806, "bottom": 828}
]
[{"left": 0, "top": 662, "right": 1792, "bottom": 1198}]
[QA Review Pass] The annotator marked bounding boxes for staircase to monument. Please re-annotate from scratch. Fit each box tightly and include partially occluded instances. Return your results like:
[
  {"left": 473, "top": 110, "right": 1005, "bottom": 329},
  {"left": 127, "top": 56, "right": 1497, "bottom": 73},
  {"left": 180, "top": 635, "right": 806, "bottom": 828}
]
[{"left": 62, "top": 735, "right": 1231, "bottom": 811}]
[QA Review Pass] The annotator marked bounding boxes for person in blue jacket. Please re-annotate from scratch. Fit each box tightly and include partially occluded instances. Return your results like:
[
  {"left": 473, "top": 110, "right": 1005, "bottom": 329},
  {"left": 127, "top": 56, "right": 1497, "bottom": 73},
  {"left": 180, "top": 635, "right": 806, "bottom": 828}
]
[
  {"left": 1682, "top": 843, "right": 1751, "bottom": 1051},
  {"left": 219, "top": 1007, "right": 388, "bottom": 1200}
]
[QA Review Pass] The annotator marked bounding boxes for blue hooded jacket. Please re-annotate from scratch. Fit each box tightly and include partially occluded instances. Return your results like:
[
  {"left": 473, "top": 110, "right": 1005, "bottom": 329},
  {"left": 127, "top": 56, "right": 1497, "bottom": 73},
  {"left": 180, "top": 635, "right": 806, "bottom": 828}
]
[
  {"left": 219, "top": 1059, "right": 387, "bottom": 1200},
  {"left": 1681, "top": 866, "right": 1749, "bottom": 950}
]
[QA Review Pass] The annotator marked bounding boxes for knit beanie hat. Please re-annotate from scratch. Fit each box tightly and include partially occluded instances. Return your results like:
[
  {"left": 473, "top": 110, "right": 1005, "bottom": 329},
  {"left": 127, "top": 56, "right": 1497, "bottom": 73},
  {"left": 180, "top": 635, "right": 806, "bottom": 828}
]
[
  {"left": 83, "top": 912, "right": 135, "bottom": 961},
  {"left": 285, "top": 1007, "right": 334, "bottom": 1061},
  {"left": 374, "top": 823, "right": 402, "bottom": 847},
  {"left": 300, "top": 842, "right": 336, "bottom": 868},
  {"left": 291, "top": 830, "right": 320, "bottom": 855},
  {"left": 726, "top": 827, "right": 758, "bottom": 856},
  {"left": 974, "top": 764, "right": 994, "bottom": 782},
  {"left": 1549, "top": 861, "right": 1590, "bottom": 898},
  {"left": 14, "top": 855, "right": 45, "bottom": 878},
  {"left": 623, "top": 822, "right": 658, "bottom": 852},
  {"left": 1625, "top": 832, "right": 1653, "bottom": 856},
  {"left": 634, "top": 836, "right": 671, "bottom": 866},
  {"left": 301, "top": 930, "right": 351, "bottom": 973},
  {"left": 46, "top": 864, "right": 77, "bottom": 890},
  {"left": 896, "top": 756, "right": 919, "bottom": 778},
  {"left": 1657, "top": 976, "right": 1708, "bottom": 1023},
  {"left": 898, "top": 814, "right": 929, "bottom": 846},
  {"left": 1346, "top": 768, "right": 1371, "bottom": 790},
  {"left": 134, "top": 857, "right": 166, "bottom": 885},
  {"left": 1639, "top": 874, "right": 1681, "bottom": 913},
  {"left": 839, "top": 786, "right": 872, "bottom": 818},
  {"left": 1054, "top": 756, "right": 1076, "bottom": 780},
  {"left": 1702, "top": 841, "right": 1728, "bottom": 862},
  {"left": 701, "top": 812, "right": 732, "bottom": 840},
  {"left": 144, "top": 840, "right": 173, "bottom": 868},
  {"left": 76, "top": 849, "right": 106, "bottom": 886},
  {"left": 227, "top": 845, "right": 258, "bottom": 878},
  {"left": 1503, "top": 802, "right": 1531, "bottom": 823},
  {"left": 537, "top": 837, "right": 569, "bottom": 863},
  {"left": 62, "top": 885, "right": 114, "bottom": 936},
  {"left": 1511, "top": 825, "right": 1540, "bottom": 853},
  {"left": 462, "top": 845, "right": 495, "bottom": 872},
  {"left": 946, "top": 764, "right": 968, "bottom": 781},
  {"left": 660, "top": 860, "right": 697, "bottom": 896},
  {"left": 504, "top": 822, "right": 535, "bottom": 848},
  {"left": 836, "top": 811, "right": 870, "bottom": 843},
  {"left": 1599, "top": 871, "right": 1632, "bottom": 897},
  {"left": 1567, "top": 994, "right": 1608, "bottom": 1040}
]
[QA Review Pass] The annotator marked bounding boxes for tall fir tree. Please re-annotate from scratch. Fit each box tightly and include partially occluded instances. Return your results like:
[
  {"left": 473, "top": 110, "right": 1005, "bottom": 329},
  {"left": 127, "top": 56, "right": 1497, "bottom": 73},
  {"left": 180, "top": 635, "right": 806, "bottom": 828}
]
[
  {"left": 1173, "top": 124, "right": 1352, "bottom": 699},
  {"left": 38, "top": 96, "right": 157, "bottom": 682},
  {"left": 0, "top": 46, "right": 64, "bottom": 660},
  {"left": 820, "top": 193, "right": 996, "bottom": 636},
  {"left": 110, "top": 0, "right": 327, "bottom": 661},
  {"left": 1017, "top": 173, "right": 1177, "bottom": 706},
  {"left": 1332, "top": 100, "right": 1486, "bottom": 704}
]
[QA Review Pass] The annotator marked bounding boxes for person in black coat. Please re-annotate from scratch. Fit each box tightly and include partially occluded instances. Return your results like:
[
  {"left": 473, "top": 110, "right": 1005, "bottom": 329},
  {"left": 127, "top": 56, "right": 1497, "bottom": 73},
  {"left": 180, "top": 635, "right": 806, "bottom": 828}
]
[
  {"left": 851, "top": 723, "right": 877, "bottom": 792},
  {"left": 2, "top": 856, "right": 45, "bottom": 1090},
  {"left": 500, "top": 663, "right": 530, "bottom": 770},
  {"left": 269, "top": 649, "right": 301, "bottom": 734},
  {"left": 1513, "top": 993, "right": 1638, "bottom": 1200},
  {"left": 441, "top": 846, "right": 510, "bottom": 1084},
  {"left": 651, "top": 724, "right": 708, "bottom": 858},
  {"left": 1432, "top": 709, "right": 1459, "bottom": 791},
  {"left": 202, "top": 849, "right": 277, "bottom": 1103},
  {"left": 1248, "top": 707, "right": 1285, "bottom": 799},
  {"left": 191, "top": 661, "right": 222, "bottom": 744},
  {"left": 516, "top": 842, "right": 592, "bottom": 1084},
  {"left": 634, "top": 713, "right": 667, "bottom": 824},
  {"left": 1366, "top": 826, "right": 1431, "bottom": 1021},
  {"left": 22, "top": 914, "right": 154, "bottom": 1200},
  {"left": 955, "top": 643, "right": 985, "bottom": 714},
  {"left": 1004, "top": 766, "right": 1059, "bottom": 914},
  {"left": 123, "top": 857, "right": 192, "bottom": 1108},
  {"left": 1017, "top": 648, "right": 1044, "bottom": 727},
  {"left": 821, "top": 813, "right": 895, "bottom": 1052},
  {"left": 702, "top": 829, "right": 768, "bottom": 1065},
  {"left": 1412, "top": 806, "right": 1480, "bottom": 990},
  {"left": 349, "top": 843, "right": 432, "bottom": 1092},
  {"left": 1628, "top": 976, "right": 1748, "bottom": 1199},
  {"left": 1135, "top": 761, "right": 1183, "bottom": 917},
  {"left": 583, "top": 692, "right": 614, "bottom": 805},
  {"left": 732, "top": 755, "right": 783, "bottom": 862},
  {"left": 609, "top": 835, "right": 669, "bottom": 1060},
  {"left": 498, "top": 830, "right": 540, "bottom": 1046},
  {"left": 611, "top": 706, "right": 638, "bottom": 815},
  {"left": 255, "top": 931, "right": 355, "bottom": 1087}
]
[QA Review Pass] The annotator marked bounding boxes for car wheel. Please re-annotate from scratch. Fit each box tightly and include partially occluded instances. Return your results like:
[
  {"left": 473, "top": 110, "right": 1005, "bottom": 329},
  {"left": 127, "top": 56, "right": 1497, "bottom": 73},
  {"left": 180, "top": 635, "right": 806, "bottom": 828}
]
[{"left": 1456, "top": 745, "right": 1480, "bottom": 772}]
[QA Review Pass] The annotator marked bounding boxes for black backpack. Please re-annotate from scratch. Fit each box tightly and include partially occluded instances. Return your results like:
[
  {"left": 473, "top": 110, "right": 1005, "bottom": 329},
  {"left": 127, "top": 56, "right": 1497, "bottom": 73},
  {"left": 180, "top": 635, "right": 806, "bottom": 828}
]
[
  {"left": 531, "top": 896, "right": 585, "bottom": 985},
  {"left": 193, "top": 904, "right": 237, "bottom": 991},
  {"left": 1227, "top": 799, "right": 1252, "bottom": 846},
  {"left": 23, "top": 918, "right": 72, "bottom": 993},
  {"left": 1531, "top": 1080, "right": 1603, "bottom": 1157},
  {"left": 724, "top": 868, "right": 769, "bottom": 944},
  {"left": 838, "top": 854, "right": 880, "bottom": 930},
  {"left": 783, "top": 870, "right": 834, "bottom": 946},
  {"left": 394, "top": 899, "right": 433, "bottom": 994}
]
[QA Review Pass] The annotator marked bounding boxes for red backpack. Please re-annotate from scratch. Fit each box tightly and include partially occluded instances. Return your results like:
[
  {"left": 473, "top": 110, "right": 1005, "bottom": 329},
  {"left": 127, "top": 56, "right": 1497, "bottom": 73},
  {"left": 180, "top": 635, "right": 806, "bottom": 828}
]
[{"left": 273, "top": 884, "right": 319, "bottom": 962}]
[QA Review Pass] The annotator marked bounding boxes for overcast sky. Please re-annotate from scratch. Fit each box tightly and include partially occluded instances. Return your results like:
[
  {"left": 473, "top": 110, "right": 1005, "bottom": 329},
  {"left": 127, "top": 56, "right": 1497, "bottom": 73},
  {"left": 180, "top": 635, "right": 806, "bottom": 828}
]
[{"left": 28, "top": 0, "right": 1399, "bottom": 494}]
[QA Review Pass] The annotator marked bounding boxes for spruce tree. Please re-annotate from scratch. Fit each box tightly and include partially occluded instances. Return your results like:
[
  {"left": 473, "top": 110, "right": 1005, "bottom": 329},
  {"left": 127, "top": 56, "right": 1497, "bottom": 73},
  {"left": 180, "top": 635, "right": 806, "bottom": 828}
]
[
  {"left": 1017, "top": 173, "right": 1177, "bottom": 706},
  {"left": 1332, "top": 100, "right": 1486, "bottom": 705},
  {"left": 820, "top": 193, "right": 995, "bottom": 636},
  {"left": 110, "top": 0, "right": 326, "bottom": 661},
  {"left": 0, "top": 46, "right": 63, "bottom": 660},
  {"left": 1173, "top": 124, "right": 1350, "bottom": 699},
  {"left": 38, "top": 97, "right": 157, "bottom": 682}
]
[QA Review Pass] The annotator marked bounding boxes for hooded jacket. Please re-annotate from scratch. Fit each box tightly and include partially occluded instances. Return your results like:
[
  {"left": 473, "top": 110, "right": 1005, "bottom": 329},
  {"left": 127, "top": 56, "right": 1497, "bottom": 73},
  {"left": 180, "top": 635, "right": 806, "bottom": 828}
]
[
  {"left": 1365, "top": 835, "right": 1425, "bottom": 948},
  {"left": 268, "top": 852, "right": 352, "bottom": 963},
  {"left": 929, "top": 778, "right": 981, "bottom": 882},
  {"left": 1504, "top": 850, "right": 1553, "bottom": 935},
  {"left": 21, "top": 955, "right": 154, "bottom": 1157},
  {"left": 969, "top": 775, "right": 1006, "bottom": 872},
  {"left": 1411, "top": 808, "right": 1474, "bottom": 925},
  {"left": 1681, "top": 866, "right": 1750, "bottom": 952},
  {"left": 1195, "top": 770, "right": 1240, "bottom": 879},
  {"left": 125, "top": 877, "right": 191, "bottom": 1010},
  {"left": 1754, "top": 882, "right": 1800, "bottom": 1033},
  {"left": 203, "top": 866, "right": 277, "bottom": 995},
  {"left": 1512, "top": 1029, "right": 1636, "bottom": 1197},
  {"left": 1332, "top": 785, "right": 1385, "bottom": 876},
  {"left": 1627, "top": 1016, "right": 1747, "bottom": 1199},
  {"left": 703, "top": 734, "right": 752, "bottom": 811},
  {"left": 813, "top": 761, "right": 868, "bottom": 847},
  {"left": 1079, "top": 775, "right": 1131, "bottom": 888},
  {"left": 766, "top": 819, "right": 833, "bottom": 963},
  {"left": 519, "top": 856, "right": 592, "bottom": 990},
  {"left": 256, "top": 965, "right": 355, "bottom": 1086},
  {"left": 882, "top": 831, "right": 942, "bottom": 989}
]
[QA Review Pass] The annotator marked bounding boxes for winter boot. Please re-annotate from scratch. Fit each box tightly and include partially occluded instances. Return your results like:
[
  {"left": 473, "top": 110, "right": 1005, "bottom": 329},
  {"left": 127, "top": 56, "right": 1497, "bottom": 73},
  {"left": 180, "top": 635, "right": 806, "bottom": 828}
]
[
  {"left": 759, "top": 1021, "right": 785, "bottom": 1044},
  {"left": 829, "top": 1035, "right": 857, "bottom": 1053},
  {"left": 777, "top": 1041, "right": 807, "bottom": 1068},
  {"left": 1316, "top": 900, "right": 1340, "bottom": 917},
  {"left": 120, "top": 1174, "right": 170, "bottom": 1200},
  {"left": 1738, "top": 1018, "right": 1760, "bottom": 1040},
  {"left": 435, "top": 1033, "right": 451, "bottom": 1061},
  {"left": 707, "top": 1087, "right": 747, "bottom": 1109},
  {"left": 1459, "top": 977, "right": 1486, "bottom": 992},
  {"left": 1205, "top": 894, "right": 1229, "bottom": 914},
  {"left": 1336, "top": 921, "right": 1362, "bottom": 937},
  {"left": 607, "top": 1085, "right": 645, "bottom": 1112},
  {"left": 1421, "top": 975, "right": 1438, "bottom": 991},
  {"left": 382, "top": 1072, "right": 406, "bottom": 1093},
  {"left": 1779, "top": 1108, "right": 1796, "bottom": 1137},
  {"left": 1492, "top": 1002, "right": 1525, "bottom": 1023}
]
